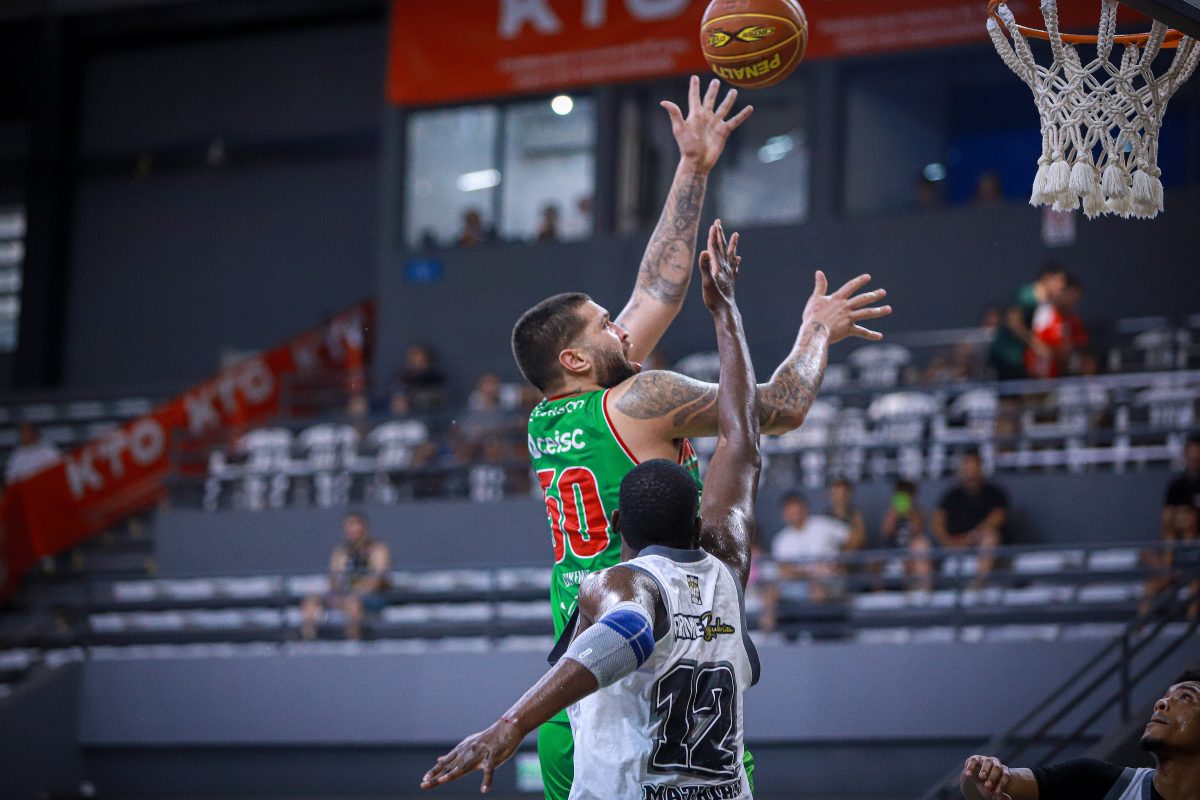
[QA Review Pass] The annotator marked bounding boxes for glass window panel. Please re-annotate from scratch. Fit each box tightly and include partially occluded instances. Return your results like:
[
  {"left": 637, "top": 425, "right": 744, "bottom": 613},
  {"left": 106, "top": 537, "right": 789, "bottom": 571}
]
[
  {"left": 405, "top": 105, "right": 500, "bottom": 249},
  {"left": 498, "top": 96, "right": 596, "bottom": 242},
  {"left": 713, "top": 81, "right": 808, "bottom": 227}
]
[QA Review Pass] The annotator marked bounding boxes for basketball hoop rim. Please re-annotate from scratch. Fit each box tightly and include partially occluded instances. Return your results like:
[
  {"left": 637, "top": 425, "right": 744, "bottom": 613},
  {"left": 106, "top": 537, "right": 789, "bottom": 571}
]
[{"left": 986, "top": 0, "right": 1186, "bottom": 48}]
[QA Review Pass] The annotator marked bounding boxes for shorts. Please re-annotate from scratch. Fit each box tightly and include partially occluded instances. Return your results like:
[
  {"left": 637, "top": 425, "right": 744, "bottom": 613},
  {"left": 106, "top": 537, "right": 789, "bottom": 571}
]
[
  {"left": 538, "top": 712, "right": 574, "bottom": 800},
  {"left": 325, "top": 592, "right": 386, "bottom": 612},
  {"left": 537, "top": 713, "right": 756, "bottom": 799}
]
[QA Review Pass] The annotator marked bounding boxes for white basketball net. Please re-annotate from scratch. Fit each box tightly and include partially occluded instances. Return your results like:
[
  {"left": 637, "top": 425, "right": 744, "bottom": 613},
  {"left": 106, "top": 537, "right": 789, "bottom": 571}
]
[{"left": 988, "top": 0, "right": 1199, "bottom": 218}]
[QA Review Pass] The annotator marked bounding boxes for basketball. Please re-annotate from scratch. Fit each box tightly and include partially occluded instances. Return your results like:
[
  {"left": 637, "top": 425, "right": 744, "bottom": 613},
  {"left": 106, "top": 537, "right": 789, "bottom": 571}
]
[{"left": 699, "top": 0, "right": 808, "bottom": 89}]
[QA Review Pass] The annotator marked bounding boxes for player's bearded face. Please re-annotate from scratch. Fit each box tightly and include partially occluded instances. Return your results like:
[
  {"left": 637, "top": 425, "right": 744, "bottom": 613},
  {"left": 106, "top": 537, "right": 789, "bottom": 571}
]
[{"left": 593, "top": 342, "right": 640, "bottom": 388}]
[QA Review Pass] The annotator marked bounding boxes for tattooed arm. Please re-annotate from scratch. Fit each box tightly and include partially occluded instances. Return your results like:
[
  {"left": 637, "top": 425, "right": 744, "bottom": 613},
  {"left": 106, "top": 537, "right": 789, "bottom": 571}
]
[
  {"left": 608, "top": 270, "right": 892, "bottom": 438},
  {"left": 616, "top": 76, "right": 753, "bottom": 365}
]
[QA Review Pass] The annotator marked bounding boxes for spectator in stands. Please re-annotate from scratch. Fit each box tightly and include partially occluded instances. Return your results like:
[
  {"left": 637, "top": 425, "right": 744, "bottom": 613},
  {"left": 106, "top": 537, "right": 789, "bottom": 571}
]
[
  {"left": 300, "top": 511, "right": 391, "bottom": 641},
  {"left": 456, "top": 208, "right": 493, "bottom": 248},
  {"left": 759, "top": 493, "right": 855, "bottom": 630},
  {"left": 989, "top": 264, "right": 1069, "bottom": 380},
  {"left": 5, "top": 423, "right": 62, "bottom": 484},
  {"left": 1165, "top": 432, "right": 1200, "bottom": 517},
  {"left": 390, "top": 343, "right": 447, "bottom": 416},
  {"left": 913, "top": 174, "right": 943, "bottom": 209},
  {"left": 459, "top": 372, "right": 517, "bottom": 442},
  {"left": 971, "top": 170, "right": 1005, "bottom": 206},
  {"left": 1145, "top": 502, "right": 1200, "bottom": 622},
  {"left": 536, "top": 204, "right": 560, "bottom": 242},
  {"left": 880, "top": 478, "right": 934, "bottom": 591},
  {"left": 1026, "top": 275, "right": 1089, "bottom": 379},
  {"left": 829, "top": 478, "right": 867, "bottom": 553},
  {"left": 932, "top": 449, "right": 1007, "bottom": 586}
]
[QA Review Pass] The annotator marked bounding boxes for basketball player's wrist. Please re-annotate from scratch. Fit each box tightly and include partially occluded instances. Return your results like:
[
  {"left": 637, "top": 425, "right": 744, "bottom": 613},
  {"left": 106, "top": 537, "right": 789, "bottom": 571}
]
[{"left": 677, "top": 157, "right": 712, "bottom": 178}]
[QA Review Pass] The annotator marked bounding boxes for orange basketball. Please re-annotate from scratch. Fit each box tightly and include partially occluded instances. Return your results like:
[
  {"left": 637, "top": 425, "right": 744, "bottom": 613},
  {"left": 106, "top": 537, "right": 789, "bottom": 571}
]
[{"left": 700, "top": 0, "right": 807, "bottom": 89}]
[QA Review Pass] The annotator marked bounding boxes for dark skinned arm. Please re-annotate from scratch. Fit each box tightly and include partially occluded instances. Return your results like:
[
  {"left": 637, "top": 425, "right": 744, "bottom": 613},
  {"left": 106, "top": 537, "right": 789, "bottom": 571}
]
[
  {"left": 420, "top": 567, "right": 663, "bottom": 793},
  {"left": 692, "top": 220, "right": 759, "bottom": 586}
]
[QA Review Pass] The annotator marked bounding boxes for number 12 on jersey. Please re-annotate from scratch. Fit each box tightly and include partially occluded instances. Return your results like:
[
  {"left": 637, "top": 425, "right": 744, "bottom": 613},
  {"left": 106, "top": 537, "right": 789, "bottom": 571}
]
[{"left": 537, "top": 467, "right": 612, "bottom": 563}]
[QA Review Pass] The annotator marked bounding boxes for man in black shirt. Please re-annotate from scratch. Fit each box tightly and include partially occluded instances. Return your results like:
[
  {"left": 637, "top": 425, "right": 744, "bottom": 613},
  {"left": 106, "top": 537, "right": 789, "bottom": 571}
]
[
  {"left": 1165, "top": 433, "right": 1200, "bottom": 518},
  {"left": 959, "top": 669, "right": 1200, "bottom": 800},
  {"left": 933, "top": 449, "right": 1008, "bottom": 586}
]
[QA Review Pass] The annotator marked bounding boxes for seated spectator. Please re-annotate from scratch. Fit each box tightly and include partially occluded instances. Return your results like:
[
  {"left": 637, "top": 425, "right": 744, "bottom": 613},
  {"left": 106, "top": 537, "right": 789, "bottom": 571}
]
[
  {"left": 458, "top": 372, "right": 518, "bottom": 444},
  {"left": 931, "top": 449, "right": 1007, "bottom": 586},
  {"left": 1165, "top": 433, "right": 1200, "bottom": 519},
  {"left": 989, "top": 264, "right": 1068, "bottom": 380},
  {"left": 1144, "top": 502, "right": 1200, "bottom": 621},
  {"left": 5, "top": 423, "right": 62, "bottom": 484},
  {"left": 880, "top": 478, "right": 934, "bottom": 592},
  {"left": 390, "top": 343, "right": 447, "bottom": 416},
  {"left": 759, "top": 493, "right": 854, "bottom": 631},
  {"left": 456, "top": 208, "right": 493, "bottom": 248},
  {"left": 829, "top": 478, "right": 867, "bottom": 552},
  {"left": 301, "top": 511, "right": 391, "bottom": 640}
]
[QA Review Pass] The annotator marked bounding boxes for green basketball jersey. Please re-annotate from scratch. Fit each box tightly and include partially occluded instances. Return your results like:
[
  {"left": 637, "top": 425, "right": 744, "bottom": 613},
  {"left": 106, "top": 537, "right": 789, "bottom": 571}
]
[{"left": 528, "top": 388, "right": 701, "bottom": 638}]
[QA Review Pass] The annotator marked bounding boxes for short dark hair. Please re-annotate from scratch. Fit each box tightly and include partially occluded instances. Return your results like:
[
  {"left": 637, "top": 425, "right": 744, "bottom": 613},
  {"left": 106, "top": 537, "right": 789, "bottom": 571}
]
[
  {"left": 1186, "top": 432, "right": 1200, "bottom": 449},
  {"left": 343, "top": 510, "right": 369, "bottom": 526},
  {"left": 618, "top": 460, "right": 699, "bottom": 551},
  {"left": 781, "top": 492, "right": 807, "bottom": 507},
  {"left": 511, "top": 293, "right": 592, "bottom": 391},
  {"left": 1175, "top": 667, "right": 1200, "bottom": 685},
  {"left": 1038, "top": 262, "right": 1068, "bottom": 279},
  {"left": 831, "top": 477, "right": 853, "bottom": 490},
  {"left": 960, "top": 446, "right": 982, "bottom": 461}
]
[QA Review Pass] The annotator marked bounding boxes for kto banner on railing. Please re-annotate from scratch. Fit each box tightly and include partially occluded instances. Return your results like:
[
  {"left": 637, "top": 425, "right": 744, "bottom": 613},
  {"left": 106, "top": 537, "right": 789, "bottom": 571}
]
[
  {"left": 386, "top": 0, "right": 1138, "bottom": 105},
  {"left": 0, "top": 302, "right": 373, "bottom": 604}
]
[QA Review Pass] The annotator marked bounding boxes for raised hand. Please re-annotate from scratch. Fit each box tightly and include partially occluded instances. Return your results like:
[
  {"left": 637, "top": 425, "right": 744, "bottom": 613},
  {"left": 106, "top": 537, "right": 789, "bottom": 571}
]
[
  {"left": 420, "top": 720, "right": 523, "bottom": 793},
  {"left": 802, "top": 271, "right": 892, "bottom": 344},
  {"left": 698, "top": 219, "right": 741, "bottom": 312},
  {"left": 962, "top": 754, "right": 1014, "bottom": 800},
  {"left": 661, "top": 76, "right": 754, "bottom": 173}
]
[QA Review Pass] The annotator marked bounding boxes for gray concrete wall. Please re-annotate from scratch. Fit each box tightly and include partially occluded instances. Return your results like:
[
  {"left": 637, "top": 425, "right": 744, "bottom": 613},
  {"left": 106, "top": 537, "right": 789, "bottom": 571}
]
[
  {"left": 73, "top": 636, "right": 1200, "bottom": 797},
  {"left": 76, "top": 639, "right": 1118, "bottom": 747},
  {"left": 0, "top": 664, "right": 84, "bottom": 800},
  {"left": 376, "top": 188, "right": 1200, "bottom": 397},
  {"left": 153, "top": 467, "right": 1172, "bottom": 576}
]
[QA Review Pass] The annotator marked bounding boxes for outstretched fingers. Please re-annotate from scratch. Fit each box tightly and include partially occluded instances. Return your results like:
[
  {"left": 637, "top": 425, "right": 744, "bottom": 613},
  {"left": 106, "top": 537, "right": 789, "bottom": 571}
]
[
  {"left": 659, "top": 100, "right": 684, "bottom": 131},
  {"left": 834, "top": 273, "right": 873, "bottom": 298},
  {"left": 812, "top": 270, "right": 828, "bottom": 298},
  {"left": 852, "top": 325, "right": 884, "bottom": 341},
  {"left": 714, "top": 87, "right": 738, "bottom": 120},
  {"left": 702, "top": 77, "right": 720, "bottom": 110},
  {"left": 480, "top": 764, "right": 494, "bottom": 794},
  {"left": 723, "top": 104, "right": 754, "bottom": 132},
  {"left": 847, "top": 287, "right": 887, "bottom": 309},
  {"left": 687, "top": 74, "right": 701, "bottom": 114}
]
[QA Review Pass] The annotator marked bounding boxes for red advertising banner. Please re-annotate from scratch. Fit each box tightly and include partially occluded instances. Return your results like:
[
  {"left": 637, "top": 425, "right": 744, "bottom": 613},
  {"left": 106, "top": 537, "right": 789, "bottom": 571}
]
[
  {"left": 0, "top": 302, "right": 373, "bottom": 604},
  {"left": 387, "top": 0, "right": 1146, "bottom": 105}
]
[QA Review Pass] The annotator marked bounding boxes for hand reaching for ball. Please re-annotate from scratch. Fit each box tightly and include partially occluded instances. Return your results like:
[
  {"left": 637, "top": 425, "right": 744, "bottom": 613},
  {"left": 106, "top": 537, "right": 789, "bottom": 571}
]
[{"left": 660, "top": 76, "right": 753, "bottom": 174}]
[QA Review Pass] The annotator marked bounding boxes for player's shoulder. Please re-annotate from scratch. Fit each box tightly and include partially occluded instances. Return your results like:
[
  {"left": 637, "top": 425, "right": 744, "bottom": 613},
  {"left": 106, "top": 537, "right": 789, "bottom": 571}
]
[
  {"left": 609, "top": 369, "right": 692, "bottom": 399},
  {"left": 578, "top": 563, "right": 662, "bottom": 612}
]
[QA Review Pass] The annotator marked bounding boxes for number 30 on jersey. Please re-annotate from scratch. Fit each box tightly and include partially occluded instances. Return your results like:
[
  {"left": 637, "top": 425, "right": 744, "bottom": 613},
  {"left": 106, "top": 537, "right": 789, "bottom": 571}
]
[{"left": 537, "top": 467, "right": 611, "bottom": 563}]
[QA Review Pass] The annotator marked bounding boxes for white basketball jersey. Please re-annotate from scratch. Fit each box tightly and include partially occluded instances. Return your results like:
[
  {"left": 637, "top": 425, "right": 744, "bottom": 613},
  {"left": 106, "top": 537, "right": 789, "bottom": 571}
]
[
  {"left": 1103, "top": 767, "right": 1154, "bottom": 800},
  {"left": 568, "top": 545, "right": 760, "bottom": 800}
]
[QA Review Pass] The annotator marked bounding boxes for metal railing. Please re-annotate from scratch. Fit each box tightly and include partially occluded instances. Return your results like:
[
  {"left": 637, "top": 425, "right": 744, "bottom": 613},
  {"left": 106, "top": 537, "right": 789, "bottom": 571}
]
[{"left": 917, "top": 553, "right": 1200, "bottom": 800}]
